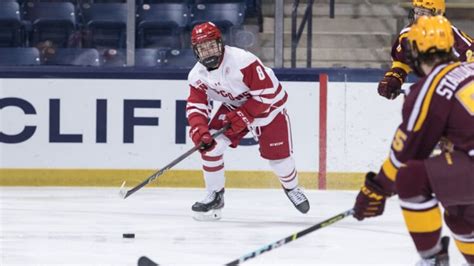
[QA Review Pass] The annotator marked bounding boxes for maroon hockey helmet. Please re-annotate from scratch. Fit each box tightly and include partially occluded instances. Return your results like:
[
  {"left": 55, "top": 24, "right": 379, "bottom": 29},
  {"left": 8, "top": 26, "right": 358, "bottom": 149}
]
[{"left": 191, "top": 22, "right": 224, "bottom": 70}]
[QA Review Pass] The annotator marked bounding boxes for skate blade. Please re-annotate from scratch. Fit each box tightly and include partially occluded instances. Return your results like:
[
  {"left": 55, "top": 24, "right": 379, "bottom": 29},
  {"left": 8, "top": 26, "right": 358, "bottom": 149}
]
[{"left": 193, "top": 209, "right": 222, "bottom": 221}]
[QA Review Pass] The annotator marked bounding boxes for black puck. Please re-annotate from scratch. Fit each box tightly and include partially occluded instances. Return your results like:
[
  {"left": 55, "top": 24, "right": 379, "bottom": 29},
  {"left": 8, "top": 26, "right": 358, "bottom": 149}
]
[
  {"left": 123, "top": 233, "right": 135, "bottom": 238},
  {"left": 138, "top": 256, "right": 159, "bottom": 266}
]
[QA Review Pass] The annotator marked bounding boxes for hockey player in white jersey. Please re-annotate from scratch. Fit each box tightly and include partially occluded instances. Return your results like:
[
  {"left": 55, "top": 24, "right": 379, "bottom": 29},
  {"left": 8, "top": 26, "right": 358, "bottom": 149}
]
[{"left": 186, "top": 22, "right": 310, "bottom": 221}]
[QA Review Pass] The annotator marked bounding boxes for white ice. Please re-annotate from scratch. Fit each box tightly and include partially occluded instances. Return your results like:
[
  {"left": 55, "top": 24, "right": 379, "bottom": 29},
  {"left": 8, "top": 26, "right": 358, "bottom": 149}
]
[{"left": 0, "top": 187, "right": 466, "bottom": 265}]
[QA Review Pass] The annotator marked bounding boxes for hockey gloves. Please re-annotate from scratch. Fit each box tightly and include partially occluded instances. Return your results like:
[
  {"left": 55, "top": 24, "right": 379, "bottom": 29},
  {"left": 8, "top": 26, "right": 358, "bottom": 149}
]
[
  {"left": 189, "top": 116, "right": 215, "bottom": 153},
  {"left": 377, "top": 68, "right": 406, "bottom": 100},
  {"left": 353, "top": 172, "right": 390, "bottom": 221},
  {"left": 223, "top": 108, "right": 254, "bottom": 137}
]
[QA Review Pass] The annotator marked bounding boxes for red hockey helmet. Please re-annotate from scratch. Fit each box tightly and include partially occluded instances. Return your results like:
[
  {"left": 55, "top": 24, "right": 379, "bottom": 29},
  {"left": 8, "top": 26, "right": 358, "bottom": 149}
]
[{"left": 191, "top": 22, "right": 224, "bottom": 70}]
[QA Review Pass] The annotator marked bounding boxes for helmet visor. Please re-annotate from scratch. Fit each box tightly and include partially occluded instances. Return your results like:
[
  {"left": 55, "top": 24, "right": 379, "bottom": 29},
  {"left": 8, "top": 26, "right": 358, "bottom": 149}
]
[
  {"left": 413, "top": 7, "right": 434, "bottom": 20},
  {"left": 195, "top": 40, "right": 222, "bottom": 59}
]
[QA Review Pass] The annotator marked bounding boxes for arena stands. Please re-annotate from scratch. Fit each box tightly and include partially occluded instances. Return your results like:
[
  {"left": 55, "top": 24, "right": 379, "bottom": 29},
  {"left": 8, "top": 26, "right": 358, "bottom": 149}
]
[
  {"left": 0, "top": 0, "right": 471, "bottom": 68},
  {"left": 0, "top": 0, "right": 261, "bottom": 67}
]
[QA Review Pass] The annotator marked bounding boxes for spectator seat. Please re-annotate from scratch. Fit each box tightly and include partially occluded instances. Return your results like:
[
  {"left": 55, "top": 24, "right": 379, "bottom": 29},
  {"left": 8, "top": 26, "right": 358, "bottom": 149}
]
[
  {"left": 136, "top": 3, "right": 189, "bottom": 49},
  {"left": 81, "top": 3, "right": 127, "bottom": 49},
  {"left": 23, "top": 2, "right": 77, "bottom": 48},
  {"left": 0, "top": 2, "right": 23, "bottom": 47},
  {"left": 0, "top": 47, "right": 40, "bottom": 65}
]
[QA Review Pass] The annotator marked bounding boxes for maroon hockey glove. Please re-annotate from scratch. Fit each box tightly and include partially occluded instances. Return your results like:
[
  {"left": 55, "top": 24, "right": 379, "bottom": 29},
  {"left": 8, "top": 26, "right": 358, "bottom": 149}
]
[
  {"left": 377, "top": 68, "right": 406, "bottom": 100},
  {"left": 223, "top": 108, "right": 254, "bottom": 137},
  {"left": 353, "top": 172, "right": 390, "bottom": 221}
]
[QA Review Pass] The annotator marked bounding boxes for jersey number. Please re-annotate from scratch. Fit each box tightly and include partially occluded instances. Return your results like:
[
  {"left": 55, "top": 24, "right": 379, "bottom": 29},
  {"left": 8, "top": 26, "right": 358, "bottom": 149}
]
[
  {"left": 455, "top": 81, "right": 474, "bottom": 116},
  {"left": 256, "top": 66, "right": 266, "bottom": 80},
  {"left": 466, "top": 50, "right": 473, "bottom": 63},
  {"left": 392, "top": 129, "right": 407, "bottom": 152}
]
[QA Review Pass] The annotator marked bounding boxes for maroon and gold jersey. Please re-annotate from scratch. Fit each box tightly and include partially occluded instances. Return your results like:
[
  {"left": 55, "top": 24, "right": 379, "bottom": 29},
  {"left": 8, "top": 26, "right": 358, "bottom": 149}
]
[
  {"left": 390, "top": 25, "right": 474, "bottom": 75},
  {"left": 376, "top": 61, "right": 474, "bottom": 191}
]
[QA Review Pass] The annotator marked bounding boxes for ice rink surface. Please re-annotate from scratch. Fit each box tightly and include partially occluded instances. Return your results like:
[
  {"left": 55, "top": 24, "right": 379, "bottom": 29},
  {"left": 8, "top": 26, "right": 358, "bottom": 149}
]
[{"left": 0, "top": 187, "right": 466, "bottom": 265}]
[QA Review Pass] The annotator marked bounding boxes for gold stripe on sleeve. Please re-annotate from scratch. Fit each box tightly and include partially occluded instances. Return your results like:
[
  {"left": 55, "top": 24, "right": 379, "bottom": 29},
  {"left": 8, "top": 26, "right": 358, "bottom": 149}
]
[
  {"left": 382, "top": 158, "right": 398, "bottom": 182},
  {"left": 392, "top": 61, "right": 412, "bottom": 73}
]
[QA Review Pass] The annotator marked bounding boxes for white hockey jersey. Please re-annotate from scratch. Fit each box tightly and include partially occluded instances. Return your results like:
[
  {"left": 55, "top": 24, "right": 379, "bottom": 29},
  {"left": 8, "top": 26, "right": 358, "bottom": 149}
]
[{"left": 186, "top": 46, "right": 287, "bottom": 127}]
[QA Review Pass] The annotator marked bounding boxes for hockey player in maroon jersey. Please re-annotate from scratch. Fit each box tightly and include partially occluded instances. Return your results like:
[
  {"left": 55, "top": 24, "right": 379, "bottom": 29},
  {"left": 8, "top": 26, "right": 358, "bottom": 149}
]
[
  {"left": 378, "top": 0, "right": 473, "bottom": 100},
  {"left": 186, "top": 22, "right": 310, "bottom": 221},
  {"left": 353, "top": 16, "right": 474, "bottom": 264}
]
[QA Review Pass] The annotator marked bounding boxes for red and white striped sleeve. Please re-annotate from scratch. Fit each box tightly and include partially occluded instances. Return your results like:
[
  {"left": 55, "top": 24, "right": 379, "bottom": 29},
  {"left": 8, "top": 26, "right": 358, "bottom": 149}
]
[
  {"left": 239, "top": 60, "right": 286, "bottom": 117},
  {"left": 186, "top": 83, "right": 211, "bottom": 126}
]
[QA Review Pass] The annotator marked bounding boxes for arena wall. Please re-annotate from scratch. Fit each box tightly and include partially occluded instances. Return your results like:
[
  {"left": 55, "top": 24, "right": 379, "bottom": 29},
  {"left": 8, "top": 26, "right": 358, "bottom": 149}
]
[{"left": 0, "top": 68, "right": 412, "bottom": 189}]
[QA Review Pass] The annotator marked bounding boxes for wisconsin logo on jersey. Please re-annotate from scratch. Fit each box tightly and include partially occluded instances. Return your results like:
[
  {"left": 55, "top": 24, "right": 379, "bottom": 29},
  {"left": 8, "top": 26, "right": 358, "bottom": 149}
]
[{"left": 209, "top": 87, "right": 251, "bottom": 101}]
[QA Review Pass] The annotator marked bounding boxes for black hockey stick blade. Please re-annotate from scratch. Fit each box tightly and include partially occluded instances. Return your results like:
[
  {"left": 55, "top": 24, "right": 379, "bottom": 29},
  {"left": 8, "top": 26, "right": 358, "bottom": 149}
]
[
  {"left": 224, "top": 209, "right": 354, "bottom": 266},
  {"left": 138, "top": 256, "right": 159, "bottom": 266},
  {"left": 119, "top": 125, "right": 230, "bottom": 199}
]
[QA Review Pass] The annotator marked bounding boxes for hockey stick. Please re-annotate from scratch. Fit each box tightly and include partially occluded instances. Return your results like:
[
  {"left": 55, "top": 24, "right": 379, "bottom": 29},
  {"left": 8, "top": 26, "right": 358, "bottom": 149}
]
[
  {"left": 119, "top": 125, "right": 229, "bottom": 199},
  {"left": 224, "top": 209, "right": 354, "bottom": 266}
]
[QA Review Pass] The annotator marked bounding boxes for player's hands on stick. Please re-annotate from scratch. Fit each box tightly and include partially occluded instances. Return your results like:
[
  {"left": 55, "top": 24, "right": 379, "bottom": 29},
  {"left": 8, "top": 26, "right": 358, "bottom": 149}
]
[
  {"left": 377, "top": 68, "right": 405, "bottom": 100},
  {"left": 353, "top": 172, "right": 390, "bottom": 221},
  {"left": 189, "top": 124, "right": 215, "bottom": 152},
  {"left": 223, "top": 108, "right": 254, "bottom": 137}
]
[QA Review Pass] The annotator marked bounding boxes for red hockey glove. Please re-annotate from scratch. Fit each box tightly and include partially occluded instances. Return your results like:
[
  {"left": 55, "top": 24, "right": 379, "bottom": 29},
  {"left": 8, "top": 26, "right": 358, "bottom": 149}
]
[
  {"left": 188, "top": 115, "right": 215, "bottom": 153},
  {"left": 353, "top": 172, "right": 391, "bottom": 221},
  {"left": 377, "top": 68, "right": 406, "bottom": 100},
  {"left": 223, "top": 108, "right": 254, "bottom": 137},
  {"left": 189, "top": 124, "right": 215, "bottom": 152}
]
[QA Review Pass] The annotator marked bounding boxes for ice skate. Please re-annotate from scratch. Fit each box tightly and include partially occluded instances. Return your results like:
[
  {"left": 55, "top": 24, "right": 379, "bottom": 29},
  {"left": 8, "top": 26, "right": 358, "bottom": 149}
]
[
  {"left": 192, "top": 188, "right": 225, "bottom": 221},
  {"left": 416, "top": 236, "right": 450, "bottom": 266},
  {"left": 283, "top": 186, "right": 310, "bottom": 214}
]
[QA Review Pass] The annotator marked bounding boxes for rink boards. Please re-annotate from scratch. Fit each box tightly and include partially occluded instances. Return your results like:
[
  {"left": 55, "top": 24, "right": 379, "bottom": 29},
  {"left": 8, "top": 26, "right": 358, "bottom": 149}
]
[{"left": 0, "top": 78, "right": 405, "bottom": 188}]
